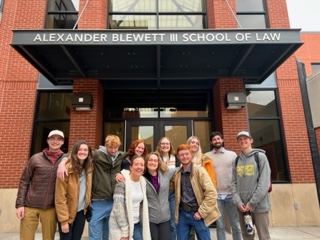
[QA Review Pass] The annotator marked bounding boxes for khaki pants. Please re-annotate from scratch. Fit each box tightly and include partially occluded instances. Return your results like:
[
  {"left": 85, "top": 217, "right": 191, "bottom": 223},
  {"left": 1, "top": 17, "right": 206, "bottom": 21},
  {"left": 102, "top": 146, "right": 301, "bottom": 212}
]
[
  {"left": 238, "top": 211, "right": 271, "bottom": 240},
  {"left": 20, "top": 207, "right": 57, "bottom": 240}
]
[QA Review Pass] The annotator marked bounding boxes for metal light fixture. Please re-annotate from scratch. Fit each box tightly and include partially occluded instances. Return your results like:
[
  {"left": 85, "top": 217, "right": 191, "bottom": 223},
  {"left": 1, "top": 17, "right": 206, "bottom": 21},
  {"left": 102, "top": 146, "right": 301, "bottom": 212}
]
[
  {"left": 225, "top": 92, "right": 246, "bottom": 109},
  {"left": 71, "top": 93, "right": 93, "bottom": 111}
]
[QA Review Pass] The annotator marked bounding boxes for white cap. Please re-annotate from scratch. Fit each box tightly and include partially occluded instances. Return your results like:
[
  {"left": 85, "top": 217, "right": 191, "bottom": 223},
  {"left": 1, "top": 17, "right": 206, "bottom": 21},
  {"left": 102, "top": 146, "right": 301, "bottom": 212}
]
[
  {"left": 48, "top": 130, "right": 64, "bottom": 139},
  {"left": 236, "top": 131, "right": 251, "bottom": 140}
]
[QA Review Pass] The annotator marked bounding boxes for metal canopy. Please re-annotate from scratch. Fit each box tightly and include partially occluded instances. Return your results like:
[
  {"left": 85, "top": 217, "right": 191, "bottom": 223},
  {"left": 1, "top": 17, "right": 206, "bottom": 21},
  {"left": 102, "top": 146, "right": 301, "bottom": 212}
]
[{"left": 11, "top": 29, "right": 302, "bottom": 88}]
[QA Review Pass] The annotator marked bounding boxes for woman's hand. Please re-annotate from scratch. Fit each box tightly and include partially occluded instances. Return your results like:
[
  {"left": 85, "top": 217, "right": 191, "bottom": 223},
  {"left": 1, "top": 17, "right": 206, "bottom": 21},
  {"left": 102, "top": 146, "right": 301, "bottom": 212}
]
[
  {"left": 120, "top": 237, "right": 129, "bottom": 240},
  {"left": 61, "top": 223, "right": 69, "bottom": 233}
]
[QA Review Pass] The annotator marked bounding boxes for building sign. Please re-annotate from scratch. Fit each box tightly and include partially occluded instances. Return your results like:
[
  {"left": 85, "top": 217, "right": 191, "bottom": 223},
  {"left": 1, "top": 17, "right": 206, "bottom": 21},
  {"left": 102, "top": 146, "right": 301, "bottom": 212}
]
[{"left": 12, "top": 29, "right": 301, "bottom": 45}]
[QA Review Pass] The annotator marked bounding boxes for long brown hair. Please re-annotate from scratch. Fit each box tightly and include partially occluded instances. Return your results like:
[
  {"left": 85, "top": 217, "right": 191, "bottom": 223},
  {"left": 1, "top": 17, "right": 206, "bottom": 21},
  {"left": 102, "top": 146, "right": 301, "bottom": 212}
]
[
  {"left": 145, "top": 152, "right": 168, "bottom": 174},
  {"left": 127, "top": 139, "right": 148, "bottom": 158},
  {"left": 69, "top": 140, "right": 93, "bottom": 175},
  {"left": 156, "top": 137, "right": 175, "bottom": 156}
]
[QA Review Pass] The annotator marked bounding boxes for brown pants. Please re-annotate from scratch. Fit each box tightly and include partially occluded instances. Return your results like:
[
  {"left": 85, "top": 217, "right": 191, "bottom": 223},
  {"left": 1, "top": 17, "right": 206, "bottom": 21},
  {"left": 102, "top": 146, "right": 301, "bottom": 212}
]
[
  {"left": 238, "top": 211, "right": 271, "bottom": 240},
  {"left": 20, "top": 207, "right": 57, "bottom": 240}
]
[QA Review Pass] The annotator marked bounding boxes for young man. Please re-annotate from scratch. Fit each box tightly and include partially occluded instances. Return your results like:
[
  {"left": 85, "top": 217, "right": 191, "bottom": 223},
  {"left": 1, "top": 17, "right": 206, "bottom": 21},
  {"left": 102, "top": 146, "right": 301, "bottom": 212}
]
[
  {"left": 205, "top": 131, "right": 242, "bottom": 240},
  {"left": 231, "top": 131, "right": 271, "bottom": 240},
  {"left": 89, "top": 135, "right": 125, "bottom": 240},
  {"left": 15, "top": 130, "right": 65, "bottom": 240},
  {"left": 57, "top": 134, "right": 125, "bottom": 240},
  {"left": 174, "top": 144, "right": 220, "bottom": 240}
]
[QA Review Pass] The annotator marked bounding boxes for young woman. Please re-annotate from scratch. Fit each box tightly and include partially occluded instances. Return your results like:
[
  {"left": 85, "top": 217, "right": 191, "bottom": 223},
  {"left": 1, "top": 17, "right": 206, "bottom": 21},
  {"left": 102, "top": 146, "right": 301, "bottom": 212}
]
[
  {"left": 144, "top": 152, "right": 177, "bottom": 240},
  {"left": 156, "top": 137, "right": 180, "bottom": 240},
  {"left": 55, "top": 140, "right": 93, "bottom": 240},
  {"left": 109, "top": 156, "right": 151, "bottom": 240},
  {"left": 187, "top": 136, "right": 216, "bottom": 187},
  {"left": 121, "top": 139, "right": 147, "bottom": 170}
]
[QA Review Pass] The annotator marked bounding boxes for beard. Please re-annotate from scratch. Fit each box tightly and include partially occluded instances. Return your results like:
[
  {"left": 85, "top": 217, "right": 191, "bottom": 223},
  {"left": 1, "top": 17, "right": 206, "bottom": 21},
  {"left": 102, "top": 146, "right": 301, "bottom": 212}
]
[{"left": 212, "top": 143, "right": 222, "bottom": 149}]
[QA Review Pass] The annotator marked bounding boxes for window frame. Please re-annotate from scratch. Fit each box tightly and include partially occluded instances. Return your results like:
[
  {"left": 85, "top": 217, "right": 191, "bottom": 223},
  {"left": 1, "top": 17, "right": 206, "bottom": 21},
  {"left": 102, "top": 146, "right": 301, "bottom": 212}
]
[
  {"left": 246, "top": 88, "right": 290, "bottom": 183},
  {"left": 108, "top": 0, "right": 207, "bottom": 29},
  {"left": 45, "top": 0, "right": 79, "bottom": 29},
  {"left": 236, "top": 0, "right": 268, "bottom": 29}
]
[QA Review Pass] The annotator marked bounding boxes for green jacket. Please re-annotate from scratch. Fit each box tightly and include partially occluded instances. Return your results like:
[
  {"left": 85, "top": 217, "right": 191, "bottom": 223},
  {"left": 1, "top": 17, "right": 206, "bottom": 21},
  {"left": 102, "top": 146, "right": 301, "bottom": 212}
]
[{"left": 91, "top": 146, "right": 125, "bottom": 200}]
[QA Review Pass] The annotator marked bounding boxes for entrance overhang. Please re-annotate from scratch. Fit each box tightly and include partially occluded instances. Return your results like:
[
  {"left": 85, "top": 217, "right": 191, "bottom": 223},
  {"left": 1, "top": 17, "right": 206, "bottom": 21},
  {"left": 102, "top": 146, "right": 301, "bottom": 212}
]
[{"left": 11, "top": 29, "right": 302, "bottom": 86}]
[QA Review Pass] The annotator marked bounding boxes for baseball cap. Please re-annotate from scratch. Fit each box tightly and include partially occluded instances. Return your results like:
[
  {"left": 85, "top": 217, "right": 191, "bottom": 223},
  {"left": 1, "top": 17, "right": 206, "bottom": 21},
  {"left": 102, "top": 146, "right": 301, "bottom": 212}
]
[
  {"left": 48, "top": 130, "right": 64, "bottom": 139},
  {"left": 236, "top": 131, "right": 251, "bottom": 140}
]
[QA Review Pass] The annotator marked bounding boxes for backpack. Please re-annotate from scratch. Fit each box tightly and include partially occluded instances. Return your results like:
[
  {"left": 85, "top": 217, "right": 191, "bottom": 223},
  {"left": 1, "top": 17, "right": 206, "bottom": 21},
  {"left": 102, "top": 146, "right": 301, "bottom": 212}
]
[{"left": 235, "top": 152, "right": 272, "bottom": 193}]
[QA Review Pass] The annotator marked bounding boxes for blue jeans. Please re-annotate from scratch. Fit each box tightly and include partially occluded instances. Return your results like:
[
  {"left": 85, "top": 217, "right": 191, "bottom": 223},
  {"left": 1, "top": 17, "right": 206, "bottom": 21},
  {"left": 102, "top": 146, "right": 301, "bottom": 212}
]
[
  {"left": 216, "top": 197, "right": 242, "bottom": 240},
  {"left": 169, "top": 190, "right": 177, "bottom": 240},
  {"left": 176, "top": 209, "right": 210, "bottom": 240},
  {"left": 89, "top": 200, "right": 113, "bottom": 240},
  {"left": 133, "top": 222, "right": 142, "bottom": 240}
]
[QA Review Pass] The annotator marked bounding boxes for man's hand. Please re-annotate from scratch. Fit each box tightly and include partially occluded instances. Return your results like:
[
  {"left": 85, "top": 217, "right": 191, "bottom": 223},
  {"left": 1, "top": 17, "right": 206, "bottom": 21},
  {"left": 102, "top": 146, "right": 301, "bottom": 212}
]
[
  {"left": 245, "top": 203, "right": 254, "bottom": 212},
  {"left": 238, "top": 203, "right": 254, "bottom": 213},
  {"left": 57, "top": 157, "right": 68, "bottom": 180},
  {"left": 16, "top": 207, "right": 24, "bottom": 219},
  {"left": 115, "top": 173, "right": 124, "bottom": 183},
  {"left": 61, "top": 223, "right": 69, "bottom": 233},
  {"left": 238, "top": 204, "right": 246, "bottom": 213},
  {"left": 193, "top": 212, "right": 202, "bottom": 221}
]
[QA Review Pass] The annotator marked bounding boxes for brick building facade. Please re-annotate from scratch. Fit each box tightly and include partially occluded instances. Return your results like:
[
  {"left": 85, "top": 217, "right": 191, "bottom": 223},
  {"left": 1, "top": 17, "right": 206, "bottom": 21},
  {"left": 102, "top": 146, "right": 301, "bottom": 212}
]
[{"left": 0, "top": 0, "right": 319, "bottom": 233}]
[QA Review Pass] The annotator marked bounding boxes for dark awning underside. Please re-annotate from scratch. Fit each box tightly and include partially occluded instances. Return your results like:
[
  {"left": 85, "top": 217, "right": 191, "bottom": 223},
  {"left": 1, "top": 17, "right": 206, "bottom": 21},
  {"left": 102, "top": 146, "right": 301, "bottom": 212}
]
[{"left": 11, "top": 29, "right": 302, "bottom": 87}]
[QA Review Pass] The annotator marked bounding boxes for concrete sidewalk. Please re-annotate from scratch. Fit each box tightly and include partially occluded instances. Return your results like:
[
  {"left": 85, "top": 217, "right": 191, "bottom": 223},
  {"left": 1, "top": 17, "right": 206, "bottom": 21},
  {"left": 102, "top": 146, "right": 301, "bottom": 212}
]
[{"left": 1, "top": 226, "right": 320, "bottom": 239}]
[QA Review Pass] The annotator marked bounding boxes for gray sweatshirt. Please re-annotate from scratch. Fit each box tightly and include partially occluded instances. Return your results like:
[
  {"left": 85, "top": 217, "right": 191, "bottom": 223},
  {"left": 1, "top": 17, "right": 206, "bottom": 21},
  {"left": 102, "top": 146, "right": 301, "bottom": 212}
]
[{"left": 231, "top": 148, "right": 271, "bottom": 212}]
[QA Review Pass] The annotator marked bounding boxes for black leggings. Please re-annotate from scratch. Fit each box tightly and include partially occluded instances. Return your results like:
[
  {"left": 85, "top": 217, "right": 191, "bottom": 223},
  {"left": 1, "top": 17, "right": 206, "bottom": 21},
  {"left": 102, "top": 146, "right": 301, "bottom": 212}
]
[
  {"left": 150, "top": 220, "right": 171, "bottom": 240},
  {"left": 58, "top": 210, "right": 86, "bottom": 240}
]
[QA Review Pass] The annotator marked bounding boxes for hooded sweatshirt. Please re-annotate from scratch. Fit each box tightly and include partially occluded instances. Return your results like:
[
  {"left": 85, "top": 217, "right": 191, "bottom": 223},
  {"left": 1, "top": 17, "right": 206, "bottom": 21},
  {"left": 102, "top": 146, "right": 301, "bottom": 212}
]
[
  {"left": 231, "top": 148, "right": 271, "bottom": 212},
  {"left": 91, "top": 146, "right": 124, "bottom": 200}
]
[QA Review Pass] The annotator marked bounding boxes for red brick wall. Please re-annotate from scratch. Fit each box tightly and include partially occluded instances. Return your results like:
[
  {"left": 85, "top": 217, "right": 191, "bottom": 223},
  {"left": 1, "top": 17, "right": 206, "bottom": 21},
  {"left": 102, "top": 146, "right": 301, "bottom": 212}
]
[
  {"left": 268, "top": 1, "right": 315, "bottom": 183},
  {"left": 78, "top": 0, "right": 107, "bottom": 29},
  {"left": 207, "top": 0, "right": 238, "bottom": 28},
  {"left": 70, "top": 79, "right": 103, "bottom": 150},
  {"left": 276, "top": 56, "right": 315, "bottom": 183},
  {"left": 0, "top": 1, "right": 45, "bottom": 188},
  {"left": 266, "top": 0, "right": 291, "bottom": 28},
  {"left": 68, "top": 0, "right": 107, "bottom": 150},
  {"left": 294, "top": 33, "right": 320, "bottom": 77},
  {"left": 294, "top": 33, "right": 320, "bottom": 159},
  {"left": 213, "top": 78, "right": 247, "bottom": 153},
  {"left": 316, "top": 127, "right": 320, "bottom": 154}
]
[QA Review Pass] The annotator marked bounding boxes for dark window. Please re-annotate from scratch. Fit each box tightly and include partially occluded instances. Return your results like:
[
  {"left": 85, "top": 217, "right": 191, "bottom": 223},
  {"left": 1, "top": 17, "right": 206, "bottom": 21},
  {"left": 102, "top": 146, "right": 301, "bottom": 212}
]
[
  {"left": 46, "top": 0, "right": 79, "bottom": 29},
  {"left": 31, "top": 92, "right": 71, "bottom": 155},
  {"left": 246, "top": 90, "right": 289, "bottom": 183},
  {"left": 108, "top": 0, "right": 206, "bottom": 29},
  {"left": 104, "top": 90, "right": 211, "bottom": 119},
  {"left": 236, "top": 0, "right": 267, "bottom": 29},
  {"left": 311, "top": 63, "right": 320, "bottom": 73},
  {"left": 104, "top": 89, "right": 212, "bottom": 151}
]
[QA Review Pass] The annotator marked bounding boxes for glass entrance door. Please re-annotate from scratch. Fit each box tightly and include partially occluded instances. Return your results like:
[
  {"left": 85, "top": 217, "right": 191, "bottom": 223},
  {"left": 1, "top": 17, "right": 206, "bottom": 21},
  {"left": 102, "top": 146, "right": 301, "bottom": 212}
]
[{"left": 126, "top": 120, "right": 192, "bottom": 152}]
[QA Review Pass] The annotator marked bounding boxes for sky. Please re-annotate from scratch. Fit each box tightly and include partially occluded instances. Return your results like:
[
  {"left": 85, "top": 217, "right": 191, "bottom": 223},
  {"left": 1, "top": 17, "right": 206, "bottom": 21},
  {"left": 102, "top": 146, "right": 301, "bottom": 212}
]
[{"left": 286, "top": 0, "right": 320, "bottom": 31}]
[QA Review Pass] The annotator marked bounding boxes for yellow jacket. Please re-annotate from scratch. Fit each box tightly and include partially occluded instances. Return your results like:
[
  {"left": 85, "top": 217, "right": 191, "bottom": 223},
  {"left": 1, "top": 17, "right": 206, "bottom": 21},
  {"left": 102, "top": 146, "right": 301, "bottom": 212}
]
[
  {"left": 55, "top": 160, "right": 93, "bottom": 225},
  {"left": 201, "top": 154, "right": 217, "bottom": 188},
  {"left": 174, "top": 163, "right": 220, "bottom": 227}
]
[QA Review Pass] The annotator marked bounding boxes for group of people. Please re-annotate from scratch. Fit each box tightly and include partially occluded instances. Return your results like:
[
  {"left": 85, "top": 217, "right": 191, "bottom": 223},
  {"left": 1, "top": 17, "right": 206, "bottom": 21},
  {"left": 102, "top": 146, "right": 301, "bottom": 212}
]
[{"left": 15, "top": 129, "right": 272, "bottom": 240}]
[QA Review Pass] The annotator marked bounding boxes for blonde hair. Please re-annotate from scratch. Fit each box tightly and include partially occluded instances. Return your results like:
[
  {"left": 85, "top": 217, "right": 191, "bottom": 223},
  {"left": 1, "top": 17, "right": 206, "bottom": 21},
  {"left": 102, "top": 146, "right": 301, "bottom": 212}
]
[
  {"left": 105, "top": 135, "right": 121, "bottom": 147},
  {"left": 186, "top": 136, "right": 202, "bottom": 165}
]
